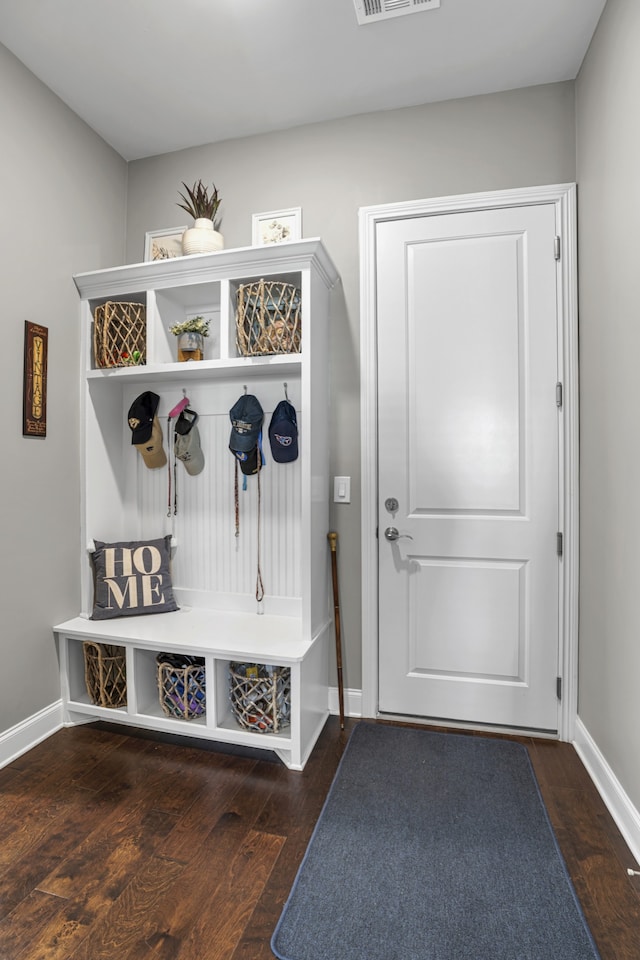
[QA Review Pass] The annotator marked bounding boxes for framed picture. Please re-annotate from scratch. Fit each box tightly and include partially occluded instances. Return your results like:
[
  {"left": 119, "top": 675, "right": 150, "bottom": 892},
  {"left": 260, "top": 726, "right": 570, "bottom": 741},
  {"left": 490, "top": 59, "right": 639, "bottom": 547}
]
[
  {"left": 252, "top": 208, "right": 302, "bottom": 246},
  {"left": 144, "top": 227, "right": 186, "bottom": 261},
  {"left": 23, "top": 321, "right": 48, "bottom": 437}
]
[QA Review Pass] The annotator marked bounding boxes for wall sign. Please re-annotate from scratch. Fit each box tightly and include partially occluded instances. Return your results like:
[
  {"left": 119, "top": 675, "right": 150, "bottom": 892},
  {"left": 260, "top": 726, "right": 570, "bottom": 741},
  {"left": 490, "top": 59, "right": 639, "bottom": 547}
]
[{"left": 23, "top": 321, "right": 48, "bottom": 437}]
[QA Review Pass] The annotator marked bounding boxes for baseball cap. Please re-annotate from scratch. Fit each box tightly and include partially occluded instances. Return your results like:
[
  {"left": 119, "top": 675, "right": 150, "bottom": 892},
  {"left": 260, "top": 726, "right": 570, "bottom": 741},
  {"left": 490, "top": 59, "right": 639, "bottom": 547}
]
[
  {"left": 268, "top": 400, "right": 298, "bottom": 463},
  {"left": 229, "top": 394, "right": 264, "bottom": 452},
  {"left": 128, "top": 391, "right": 161, "bottom": 444},
  {"left": 174, "top": 408, "right": 204, "bottom": 476},
  {"left": 128, "top": 391, "right": 166, "bottom": 469},
  {"left": 231, "top": 445, "right": 263, "bottom": 476}
]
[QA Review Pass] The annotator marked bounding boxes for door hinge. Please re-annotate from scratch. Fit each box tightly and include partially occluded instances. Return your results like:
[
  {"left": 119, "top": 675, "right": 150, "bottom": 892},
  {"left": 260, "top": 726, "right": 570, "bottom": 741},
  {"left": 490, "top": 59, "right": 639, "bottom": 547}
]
[
  {"left": 554, "top": 236, "right": 561, "bottom": 260},
  {"left": 556, "top": 382, "right": 563, "bottom": 408},
  {"left": 556, "top": 532, "right": 563, "bottom": 557},
  {"left": 556, "top": 676, "right": 562, "bottom": 700}
]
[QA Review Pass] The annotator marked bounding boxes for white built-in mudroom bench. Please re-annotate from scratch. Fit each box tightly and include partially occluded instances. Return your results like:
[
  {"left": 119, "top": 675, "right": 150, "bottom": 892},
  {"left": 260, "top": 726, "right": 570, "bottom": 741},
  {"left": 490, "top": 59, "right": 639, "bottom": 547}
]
[{"left": 53, "top": 239, "right": 339, "bottom": 770}]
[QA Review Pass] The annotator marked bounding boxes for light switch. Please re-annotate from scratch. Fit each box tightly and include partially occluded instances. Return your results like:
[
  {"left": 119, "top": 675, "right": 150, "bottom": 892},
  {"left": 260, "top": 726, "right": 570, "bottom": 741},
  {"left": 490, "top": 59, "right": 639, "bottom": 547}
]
[{"left": 334, "top": 476, "right": 351, "bottom": 503}]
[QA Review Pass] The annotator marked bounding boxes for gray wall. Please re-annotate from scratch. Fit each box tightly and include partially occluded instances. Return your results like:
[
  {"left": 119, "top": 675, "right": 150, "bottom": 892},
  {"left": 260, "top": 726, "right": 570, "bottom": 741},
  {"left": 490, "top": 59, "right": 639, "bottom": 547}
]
[
  {"left": 126, "top": 82, "right": 576, "bottom": 691},
  {"left": 576, "top": 0, "right": 640, "bottom": 811},
  {"left": 0, "top": 43, "right": 127, "bottom": 732}
]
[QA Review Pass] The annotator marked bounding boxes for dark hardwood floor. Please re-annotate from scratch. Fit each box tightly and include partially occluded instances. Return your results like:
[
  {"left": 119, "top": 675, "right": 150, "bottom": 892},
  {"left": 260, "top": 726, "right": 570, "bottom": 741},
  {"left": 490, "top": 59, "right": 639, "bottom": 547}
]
[{"left": 0, "top": 717, "right": 638, "bottom": 959}]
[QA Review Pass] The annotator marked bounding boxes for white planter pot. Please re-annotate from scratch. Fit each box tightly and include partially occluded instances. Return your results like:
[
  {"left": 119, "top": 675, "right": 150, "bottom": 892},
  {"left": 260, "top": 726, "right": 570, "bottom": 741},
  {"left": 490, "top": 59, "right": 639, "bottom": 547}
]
[
  {"left": 177, "top": 331, "right": 205, "bottom": 361},
  {"left": 182, "top": 219, "right": 224, "bottom": 255}
]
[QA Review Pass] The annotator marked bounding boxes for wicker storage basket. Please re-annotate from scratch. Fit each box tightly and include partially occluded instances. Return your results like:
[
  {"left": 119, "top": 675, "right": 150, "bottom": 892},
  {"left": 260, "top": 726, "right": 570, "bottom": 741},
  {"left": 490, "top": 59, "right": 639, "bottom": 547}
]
[
  {"left": 235, "top": 280, "right": 301, "bottom": 356},
  {"left": 93, "top": 301, "right": 146, "bottom": 368},
  {"left": 83, "top": 642, "right": 127, "bottom": 708},
  {"left": 229, "top": 662, "right": 291, "bottom": 733},
  {"left": 156, "top": 654, "right": 206, "bottom": 720}
]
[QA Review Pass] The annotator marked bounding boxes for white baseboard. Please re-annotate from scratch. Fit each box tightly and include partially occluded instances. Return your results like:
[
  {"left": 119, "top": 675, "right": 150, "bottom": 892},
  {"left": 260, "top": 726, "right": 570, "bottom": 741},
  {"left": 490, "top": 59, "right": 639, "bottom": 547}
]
[
  {"left": 0, "top": 700, "right": 64, "bottom": 769},
  {"left": 328, "top": 686, "right": 363, "bottom": 719},
  {"left": 574, "top": 717, "right": 640, "bottom": 865},
  {"left": 0, "top": 690, "right": 360, "bottom": 771}
]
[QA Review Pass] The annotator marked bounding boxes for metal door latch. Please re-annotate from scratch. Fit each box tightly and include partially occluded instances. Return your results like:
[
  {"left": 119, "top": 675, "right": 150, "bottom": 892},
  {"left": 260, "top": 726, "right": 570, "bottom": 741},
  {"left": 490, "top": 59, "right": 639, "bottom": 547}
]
[{"left": 384, "top": 526, "right": 413, "bottom": 542}]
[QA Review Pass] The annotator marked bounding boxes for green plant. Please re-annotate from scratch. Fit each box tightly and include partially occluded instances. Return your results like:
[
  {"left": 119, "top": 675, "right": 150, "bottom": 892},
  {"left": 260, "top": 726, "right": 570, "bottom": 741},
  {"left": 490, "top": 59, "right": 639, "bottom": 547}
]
[
  {"left": 177, "top": 180, "right": 222, "bottom": 228},
  {"left": 169, "top": 316, "right": 211, "bottom": 338}
]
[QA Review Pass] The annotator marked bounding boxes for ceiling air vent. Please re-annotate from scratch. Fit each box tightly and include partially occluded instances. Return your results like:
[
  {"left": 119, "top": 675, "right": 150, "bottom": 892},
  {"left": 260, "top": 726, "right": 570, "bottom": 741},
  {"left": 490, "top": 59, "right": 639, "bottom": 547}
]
[{"left": 353, "top": 0, "right": 441, "bottom": 26}]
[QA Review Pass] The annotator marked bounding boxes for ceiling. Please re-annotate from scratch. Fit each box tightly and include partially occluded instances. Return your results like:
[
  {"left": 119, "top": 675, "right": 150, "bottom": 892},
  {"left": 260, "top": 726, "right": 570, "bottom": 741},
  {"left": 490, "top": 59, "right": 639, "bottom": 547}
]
[{"left": 0, "top": 0, "right": 607, "bottom": 162}]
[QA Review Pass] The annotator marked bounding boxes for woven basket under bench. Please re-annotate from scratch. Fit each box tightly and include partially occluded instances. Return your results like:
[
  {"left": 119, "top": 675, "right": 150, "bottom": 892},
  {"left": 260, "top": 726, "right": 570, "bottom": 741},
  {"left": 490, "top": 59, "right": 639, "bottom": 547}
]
[
  {"left": 83, "top": 641, "right": 127, "bottom": 708},
  {"left": 156, "top": 654, "right": 206, "bottom": 720},
  {"left": 229, "top": 662, "right": 291, "bottom": 733}
]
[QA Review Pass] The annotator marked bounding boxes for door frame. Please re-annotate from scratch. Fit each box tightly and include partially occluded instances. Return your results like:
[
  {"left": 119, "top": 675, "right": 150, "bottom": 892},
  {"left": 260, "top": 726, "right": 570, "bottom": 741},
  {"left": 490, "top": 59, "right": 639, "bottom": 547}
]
[{"left": 359, "top": 183, "right": 579, "bottom": 741}]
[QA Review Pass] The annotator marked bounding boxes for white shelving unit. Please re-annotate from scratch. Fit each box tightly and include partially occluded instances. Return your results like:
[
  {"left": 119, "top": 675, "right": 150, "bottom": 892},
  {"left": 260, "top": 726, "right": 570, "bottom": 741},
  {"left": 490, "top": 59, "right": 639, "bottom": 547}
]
[{"left": 53, "top": 239, "right": 339, "bottom": 770}]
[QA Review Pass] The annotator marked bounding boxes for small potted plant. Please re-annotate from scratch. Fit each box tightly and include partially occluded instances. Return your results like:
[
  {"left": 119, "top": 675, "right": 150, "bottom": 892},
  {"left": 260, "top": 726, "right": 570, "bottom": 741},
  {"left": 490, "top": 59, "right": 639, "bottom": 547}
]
[
  {"left": 169, "top": 315, "right": 210, "bottom": 362},
  {"left": 178, "top": 180, "right": 224, "bottom": 255}
]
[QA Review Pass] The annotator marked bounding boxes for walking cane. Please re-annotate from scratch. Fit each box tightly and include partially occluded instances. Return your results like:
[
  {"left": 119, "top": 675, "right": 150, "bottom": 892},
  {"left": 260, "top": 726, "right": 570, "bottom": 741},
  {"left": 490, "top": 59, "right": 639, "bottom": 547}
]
[{"left": 328, "top": 531, "right": 345, "bottom": 729}]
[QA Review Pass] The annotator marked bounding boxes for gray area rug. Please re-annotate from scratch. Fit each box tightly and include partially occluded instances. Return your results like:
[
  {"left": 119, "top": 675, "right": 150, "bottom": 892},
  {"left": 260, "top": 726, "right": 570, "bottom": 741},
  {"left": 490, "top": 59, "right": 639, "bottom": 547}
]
[{"left": 272, "top": 722, "right": 601, "bottom": 960}]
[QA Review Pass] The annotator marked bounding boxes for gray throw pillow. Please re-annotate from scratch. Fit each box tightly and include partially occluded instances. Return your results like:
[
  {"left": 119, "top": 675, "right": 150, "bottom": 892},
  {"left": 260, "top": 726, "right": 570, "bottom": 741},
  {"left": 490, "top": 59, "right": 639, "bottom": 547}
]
[{"left": 91, "top": 536, "right": 179, "bottom": 620}]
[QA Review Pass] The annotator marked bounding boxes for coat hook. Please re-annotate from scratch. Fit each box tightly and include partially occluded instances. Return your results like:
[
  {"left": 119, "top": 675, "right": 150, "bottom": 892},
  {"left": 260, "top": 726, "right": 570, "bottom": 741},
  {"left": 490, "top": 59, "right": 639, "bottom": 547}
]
[
  {"left": 168, "top": 390, "right": 191, "bottom": 420},
  {"left": 283, "top": 382, "right": 289, "bottom": 401},
  {"left": 243, "top": 384, "right": 248, "bottom": 395}
]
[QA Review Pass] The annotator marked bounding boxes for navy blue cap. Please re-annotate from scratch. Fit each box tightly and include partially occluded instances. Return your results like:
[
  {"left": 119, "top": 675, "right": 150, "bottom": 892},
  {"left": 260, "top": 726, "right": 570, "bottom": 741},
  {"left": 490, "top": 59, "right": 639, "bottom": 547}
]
[
  {"left": 229, "top": 394, "right": 264, "bottom": 452},
  {"left": 268, "top": 400, "right": 298, "bottom": 463}
]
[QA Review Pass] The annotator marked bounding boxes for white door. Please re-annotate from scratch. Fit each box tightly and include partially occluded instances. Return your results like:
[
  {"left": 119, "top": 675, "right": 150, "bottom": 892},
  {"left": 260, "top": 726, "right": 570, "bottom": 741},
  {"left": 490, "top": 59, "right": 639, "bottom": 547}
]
[{"left": 377, "top": 202, "right": 561, "bottom": 731}]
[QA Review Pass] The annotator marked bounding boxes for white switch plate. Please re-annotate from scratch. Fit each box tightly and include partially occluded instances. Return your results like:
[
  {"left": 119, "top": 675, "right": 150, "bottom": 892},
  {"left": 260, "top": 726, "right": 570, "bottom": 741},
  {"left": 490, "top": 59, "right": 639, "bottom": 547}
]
[{"left": 334, "top": 476, "right": 351, "bottom": 503}]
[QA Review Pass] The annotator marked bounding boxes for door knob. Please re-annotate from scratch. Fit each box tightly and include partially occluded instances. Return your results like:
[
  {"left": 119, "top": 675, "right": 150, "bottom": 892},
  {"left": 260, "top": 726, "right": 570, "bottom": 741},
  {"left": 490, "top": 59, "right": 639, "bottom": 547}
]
[{"left": 384, "top": 526, "right": 414, "bottom": 542}]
